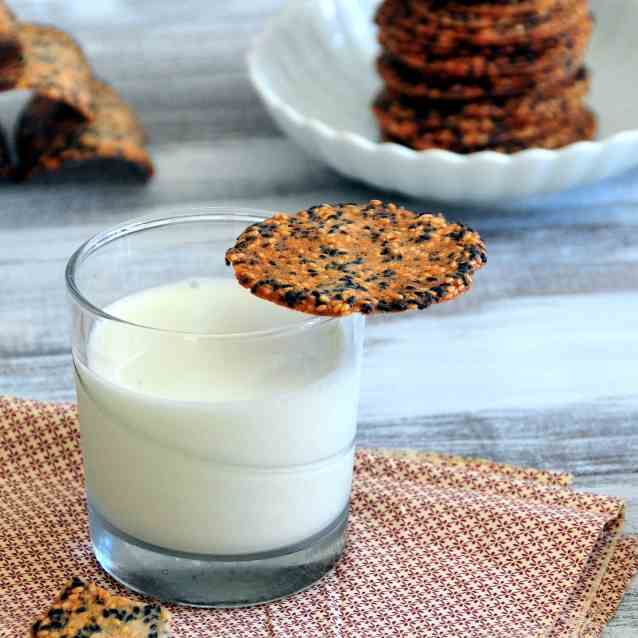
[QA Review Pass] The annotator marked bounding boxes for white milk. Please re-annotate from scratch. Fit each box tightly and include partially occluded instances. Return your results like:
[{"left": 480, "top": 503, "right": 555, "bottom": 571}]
[{"left": 74, "top": 278, "right": 363, "bottom": 555}]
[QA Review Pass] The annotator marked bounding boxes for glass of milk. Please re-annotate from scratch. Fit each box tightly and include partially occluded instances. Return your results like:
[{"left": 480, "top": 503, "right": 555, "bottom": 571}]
[{"left": 66, "top": 210, "right": 365, "bottom": 607}]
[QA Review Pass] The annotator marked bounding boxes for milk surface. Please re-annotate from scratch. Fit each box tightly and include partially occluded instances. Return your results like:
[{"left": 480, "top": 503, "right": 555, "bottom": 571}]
[{"left": 75, "top": 278, "right": 362, "bottom": 555}]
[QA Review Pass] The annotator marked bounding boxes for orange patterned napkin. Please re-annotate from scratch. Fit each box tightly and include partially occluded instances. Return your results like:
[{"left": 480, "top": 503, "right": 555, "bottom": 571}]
[{"left": 0, "top": 397, "right": 636, "bottom": 638}]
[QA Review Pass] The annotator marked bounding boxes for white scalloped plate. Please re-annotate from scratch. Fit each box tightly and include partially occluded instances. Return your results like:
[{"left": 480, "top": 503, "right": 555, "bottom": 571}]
[{"left": 247, "top": 0, "right": 638, "bottom": 205}]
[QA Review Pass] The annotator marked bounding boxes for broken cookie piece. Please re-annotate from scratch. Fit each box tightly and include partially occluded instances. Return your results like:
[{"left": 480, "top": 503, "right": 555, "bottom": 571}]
[
  {"left": 31, "top": 577, "right": 171, "bottom": 638},
  {"left": 16, "top": 78, "right": 154, "bottom": 180},
  {"left": 0, "top": 23, "right": 94, "bottom": 119}
]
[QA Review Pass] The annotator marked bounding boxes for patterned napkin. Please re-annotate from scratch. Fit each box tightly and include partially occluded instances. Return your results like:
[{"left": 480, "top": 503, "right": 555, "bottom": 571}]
[{"left": 0, "top": 397, "right": 636, "bottom": 638}]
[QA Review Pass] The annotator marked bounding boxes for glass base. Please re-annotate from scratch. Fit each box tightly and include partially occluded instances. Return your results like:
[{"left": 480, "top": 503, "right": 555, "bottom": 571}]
[{"left": 88, "top": 504, "right": 349, "bottom": 607}]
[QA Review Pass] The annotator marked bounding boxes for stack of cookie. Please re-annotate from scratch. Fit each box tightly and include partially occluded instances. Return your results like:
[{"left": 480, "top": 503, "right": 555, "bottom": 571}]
[{"left": 372, "top": 0, "right": 595, "bottom": 153}]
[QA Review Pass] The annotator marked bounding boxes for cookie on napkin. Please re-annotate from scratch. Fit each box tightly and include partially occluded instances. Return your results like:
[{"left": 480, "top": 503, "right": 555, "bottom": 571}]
[{"left": 30, "top": 577, "right": 171, "bottom": 638}]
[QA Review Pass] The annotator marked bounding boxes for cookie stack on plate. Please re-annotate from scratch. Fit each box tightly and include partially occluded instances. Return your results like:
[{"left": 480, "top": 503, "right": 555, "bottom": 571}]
[{"left": 372, "top": 0, "right": 596, "bottom": 153}]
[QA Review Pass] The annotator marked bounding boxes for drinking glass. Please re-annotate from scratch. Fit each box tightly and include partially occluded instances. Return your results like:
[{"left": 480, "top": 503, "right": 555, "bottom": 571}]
[{"left": 66, "top": 210, "right": 365, "bottom": 607}]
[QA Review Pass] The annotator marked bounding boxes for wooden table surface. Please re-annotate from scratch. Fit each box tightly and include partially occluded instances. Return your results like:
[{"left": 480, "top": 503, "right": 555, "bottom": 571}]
[{"left": 0, "top": 1, "right": 636, "bottom": 634}]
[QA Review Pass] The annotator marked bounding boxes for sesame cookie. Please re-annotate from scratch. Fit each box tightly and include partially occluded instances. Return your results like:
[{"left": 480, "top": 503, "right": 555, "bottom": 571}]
[
  {"left": 413, "top": 0, "right": 561, "bottom": 18},
  {"left": 493, "top": 106, "right": 596, "bottom": 151},
  {"left": 376, "top": 0, "right": 589, "bottom": 50},
  {"left": 373, "top": 71, "right": 588, "bottom": 134},
  {"left": 408, "top": 0, "right": 568, "bottom": 29},
  {"left": 30, "top": 577, "right": 171, "bottom": 638},
  {"left": 226, "top": 201, "right": 486, "bottom": 316},
  {"left": 379, "top": 20, "right": 576, "bottom": 58},
  {"left": 379, "top": 15, "right": 591, "bottom": 78},
  {"left": 382, "top": 107, "right": 596, "bottom": 152},
  {"left": 16, "top": 79, "right": 154, "bottom": 180},
  {"left": 0, "top": 23, "right": 94, "bottom": 120},
  {"left": 378, "top": 102, "right": 591, "bottom": 151},
  {"left": 0, "top": 1, "right": 20, "bottom": 68},
  {"left": 377, "top": 53, "right": 580, "bottom": 100}
]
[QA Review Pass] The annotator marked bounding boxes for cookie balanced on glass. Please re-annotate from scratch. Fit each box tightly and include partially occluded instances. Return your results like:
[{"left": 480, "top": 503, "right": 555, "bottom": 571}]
[{"left": 66, "top": 200, "right": 486, "bottom": 607}]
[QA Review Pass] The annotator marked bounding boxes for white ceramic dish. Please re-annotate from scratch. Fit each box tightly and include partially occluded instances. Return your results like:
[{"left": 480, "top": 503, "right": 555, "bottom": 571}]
[{"left": 248, "top": 0, "right": 638, "bottom": 205}]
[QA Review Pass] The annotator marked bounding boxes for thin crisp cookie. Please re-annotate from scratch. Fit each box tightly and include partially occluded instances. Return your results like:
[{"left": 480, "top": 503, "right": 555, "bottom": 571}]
[
  {"left": 16, "top": 78, "right": 154, "bottom": 179},
  {"left": 0, "top": 1, "right": 20, "bottom": 67},
  {"left": 408, "top": 0, "right": 569, "bottom": 30},
  {"left": 30, "top": 577, "right": 171, "bottom": 637},
  {"left": 376, "top": 0, "right": 589, "bottom": 49},
  {"left": 414, "top": 0, "right": 562, "bottom": 18},
  {"left": 382, "top": 107, "right": 597, "bottom": 153},
  {"left": 0, "top": 23, "right": 94, "bottom": 119},
  {"left": 374, "top": 94, "right": 589, "bottom": 150},
  {"left": 373, "top": 72, "right": 589, "bottom": 137},
  {"left": 226, "top": 201, "right": 486, "bottom": 316},
  {"left": 379, "top": 15, "right": 592, "bottom": 77},
  {"left": 377, "top": 53, "right": 580, "bottom": 100}
]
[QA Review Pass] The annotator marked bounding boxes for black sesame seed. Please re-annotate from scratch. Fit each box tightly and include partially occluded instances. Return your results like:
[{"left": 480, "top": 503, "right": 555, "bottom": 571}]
[
  {"left": 61, "top": 577, "right": 85, "bottom": 601},
  {"left": 284, "top": 290, "right": 306, "bottom": 307}
]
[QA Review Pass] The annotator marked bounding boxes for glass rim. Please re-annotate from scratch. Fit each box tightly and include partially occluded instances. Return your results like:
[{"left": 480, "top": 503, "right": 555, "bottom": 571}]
[{"left": 65, "top": 208, "right": 337, "bottom": 339}]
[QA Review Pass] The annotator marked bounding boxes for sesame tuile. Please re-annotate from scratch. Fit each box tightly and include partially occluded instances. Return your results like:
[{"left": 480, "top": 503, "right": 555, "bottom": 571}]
[{"left": 225, "top": 200, "right": 486, "bottom": 317}]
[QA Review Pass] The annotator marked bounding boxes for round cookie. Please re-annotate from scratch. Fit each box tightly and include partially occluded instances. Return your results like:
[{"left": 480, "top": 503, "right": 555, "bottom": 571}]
[
  {"left": 374, "top": 92, "right": 588, "bottom": 147},
  {"left": 495, "top": 107, "right": 596, "bottom": 151},
  {"left": 445, "top": 67, "right": 589, "bottom": 119},
  {"left": 382, "top": 108, "right": 597, "bottom": 153},
  {"left": 412, "top": 0, "right": 561, "bottom": 17},
  {"left": 408, "top": 0, "right": 568, "bottom": 29},
  {"left": 226, "top": 201, "right": 487, "bottom": 316},
  {"left": 377, "top": 53, "right": 581, "bottom": 100},
  {"left": 376, "top": 0, "right": 589, "bottom": 50},
  {"left": 379, "top": 14, "right": 592, "bottom": 78},
  {"left": 372, "top": 71, "right": 590, "bottom": 135},
  {"left": 379, "top": 21, "right": 574, "bottom": 58},
  {"left": 377, "top": 103, "right": 590, "bottom": 151}
]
